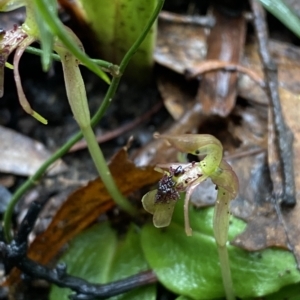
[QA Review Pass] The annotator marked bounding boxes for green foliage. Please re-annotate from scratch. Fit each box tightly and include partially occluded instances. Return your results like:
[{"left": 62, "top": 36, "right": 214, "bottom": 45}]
[
  {"left": 259, "top": 0, "right": 300, "bottom": 38},
  {"left": 78, "top": 0, "right": 157, "bottom": 81},
  {"left": 32, "top": 0, "right": 56, "bottom": 71},
  {"left": 141, "top": 197, "right": 300, "bottom": 299},
  {"left": 50, "top": 222, "right": 156, "bottom": 300},
  {"left": 50, "top": 196, "right": 300, "bottom": 299},
  {"left": 32, "top": 0, "right": 110, "bottom": 83}
]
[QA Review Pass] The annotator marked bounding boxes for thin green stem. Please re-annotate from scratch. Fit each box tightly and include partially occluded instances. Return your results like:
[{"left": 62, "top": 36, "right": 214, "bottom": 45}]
[
  {"left": 81, "top": 126, "right": 137, "bottom": 215},
  {"left": 25, "top": 46, "right": 117, "bottom": 71},
  {"left": 3, "top": 0, "right": 165, "bottom": 242},
  {"left": 213, "top": 188, "right": 235, "bottom": 300},
  {"left": 217, "top": 245, "right": 235, "bottom": 300}
]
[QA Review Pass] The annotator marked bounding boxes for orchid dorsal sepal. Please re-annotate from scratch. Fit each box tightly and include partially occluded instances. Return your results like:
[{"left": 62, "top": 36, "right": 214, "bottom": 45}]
[{"left": 154, "top": 133, "right": 223, "bottom": 175}]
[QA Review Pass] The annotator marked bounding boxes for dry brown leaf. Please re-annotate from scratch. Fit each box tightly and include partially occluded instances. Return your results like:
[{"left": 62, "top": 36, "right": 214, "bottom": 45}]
[
  {"left": 157, "top": 76, "right": 187, "bottom": 120},
  {"left": 6, "top": 147, "right": 162, "bottom": 284},
  {"left": 231, "top": 87, "right": 300, "bottom": 267},
  {"left": 196, "top": 10, "right": 246, "bottom": 117},
  {"left": 155, "top": 21, "right": 207, "bottom": 73},
  {"left": 239, "top": 40, "right": 300, "bottom": 104},
  {"left": 155, "top": 21, "right": 300, "bottom": 107}
]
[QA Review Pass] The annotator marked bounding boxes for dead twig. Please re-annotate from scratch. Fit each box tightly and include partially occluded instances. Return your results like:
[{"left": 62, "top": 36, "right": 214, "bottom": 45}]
[
  {"left": 69, "top": 101, "right": 163, "bottom": 152},
  {"left": 159, "top": 11, "right": 215, "bottom": 27},
  {"left": 250, "top": 0, "right": 295, "bottom": 206},
  {"left": 186, "top": 60, "right": 265, "bottom": 88}
]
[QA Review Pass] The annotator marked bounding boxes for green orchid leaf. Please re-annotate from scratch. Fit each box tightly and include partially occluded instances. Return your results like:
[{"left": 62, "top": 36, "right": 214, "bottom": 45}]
[
  {"left": 78, "top": 0, "right": 157, "bottom": 81},
  {"left": 141, "top": 196, "right": 300, "bottom": 299},
  {"left": 50, "top": 222, "right": 156, "bottom": 300},
  {"left": 32, "top": 0, "right": 110, "bottom": 84},
  {"left": 258, "top": 0, "right": 300, "bottom": 39}
]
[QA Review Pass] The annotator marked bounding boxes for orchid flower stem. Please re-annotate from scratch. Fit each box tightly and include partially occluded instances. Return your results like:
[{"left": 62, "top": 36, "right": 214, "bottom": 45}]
[
  {"left": 81, "top": 126, "right": 137, "bottom": 215},
  {"left": 216, "top": 245, "right": 235, "bottom": 300},
  {"left": 3, "top": 0, "right": 165, "bottom": 242},
  {"left": 213, "top": 188, "right": 235, "bottom": 300}
]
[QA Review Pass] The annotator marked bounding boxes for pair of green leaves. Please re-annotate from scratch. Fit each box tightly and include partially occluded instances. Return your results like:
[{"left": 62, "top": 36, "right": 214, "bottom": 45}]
[{"left": 50, "top": 196, "right": 300, "bottom": 299}]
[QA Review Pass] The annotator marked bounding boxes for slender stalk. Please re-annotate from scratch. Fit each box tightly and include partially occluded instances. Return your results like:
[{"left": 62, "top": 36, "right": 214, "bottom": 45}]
[
  {"left": 3, "top": 0, "right": 165, "bottom": 242},
  {"left": 213, "top": 187, "right": 235, "bottom": 300},
  {"left": 25, "top": 46, "right": 118, "bottom": 72},
  {"left": 81, "top": 126, "right": 137, "bottom": 215},
  {"left": 216, "top": 245, "right": 234, "bottom": 300}
]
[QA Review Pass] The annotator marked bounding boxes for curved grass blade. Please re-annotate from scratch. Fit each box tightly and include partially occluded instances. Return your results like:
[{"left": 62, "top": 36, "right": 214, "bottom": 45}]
[{"left": 259, "top": 0, "right": 300, "bottom": 39}]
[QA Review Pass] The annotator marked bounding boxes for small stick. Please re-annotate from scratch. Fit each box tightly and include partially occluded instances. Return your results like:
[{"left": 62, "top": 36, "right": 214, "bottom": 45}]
[
  {"left": 250, "top": 0, "right": 295, "bottom": 206},
  {"left": 69, "top": 101, "right": 163, "bottom": 152},
  {"left": 186, "top": 60, "right": 265, "bottom": 89},
  {"left": 159, "top": 11, "right": 215, "bottom": 27}
]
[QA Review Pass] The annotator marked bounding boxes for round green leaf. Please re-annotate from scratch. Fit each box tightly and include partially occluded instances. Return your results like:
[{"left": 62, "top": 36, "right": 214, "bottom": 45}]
[
  {"left": 50, "top": 222, "right": 155, "bottom": 300},
  {"left": 141, "top": 199, "right": 300, "bottom": 299}
]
